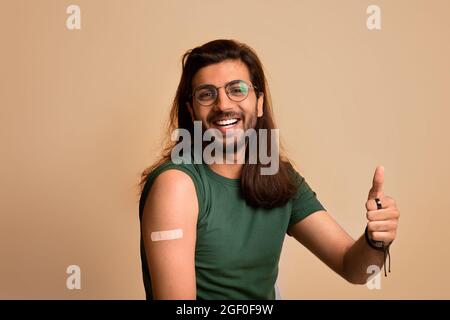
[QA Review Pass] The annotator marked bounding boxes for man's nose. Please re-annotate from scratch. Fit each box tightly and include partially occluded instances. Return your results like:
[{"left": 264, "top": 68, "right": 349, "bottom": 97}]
[{"left": 213, "top": 87, "right": 233, "bottom": 111}]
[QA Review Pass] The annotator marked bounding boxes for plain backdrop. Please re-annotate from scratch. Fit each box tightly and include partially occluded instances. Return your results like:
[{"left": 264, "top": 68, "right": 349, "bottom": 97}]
[{"left": 1, "top": 0, "right": 449, "bottom": 299}]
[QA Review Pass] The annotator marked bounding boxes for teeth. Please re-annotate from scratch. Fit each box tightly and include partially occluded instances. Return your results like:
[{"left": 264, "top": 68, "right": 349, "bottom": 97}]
[{"left": 215, "top": 118, "right": 238, "bottom": 126}]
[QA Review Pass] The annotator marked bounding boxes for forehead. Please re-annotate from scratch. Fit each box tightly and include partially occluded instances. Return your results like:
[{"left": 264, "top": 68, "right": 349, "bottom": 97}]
[{"left": 192, "top": 59, "right": 251, "bottom": 87}]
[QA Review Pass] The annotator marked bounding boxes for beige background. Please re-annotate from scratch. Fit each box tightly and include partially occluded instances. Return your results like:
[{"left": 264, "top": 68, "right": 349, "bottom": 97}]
[{"left": 1, "top": 0, "right": 449, "bottom": 299}]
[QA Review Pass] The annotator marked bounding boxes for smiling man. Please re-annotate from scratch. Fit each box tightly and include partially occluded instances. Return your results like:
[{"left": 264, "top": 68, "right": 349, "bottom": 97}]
[{"left": 138, "top": 39, "right": 400, "bottom": 300}]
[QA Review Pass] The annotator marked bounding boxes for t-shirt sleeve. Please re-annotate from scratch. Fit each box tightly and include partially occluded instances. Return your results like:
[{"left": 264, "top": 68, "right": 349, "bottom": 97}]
[{"left": 288, "top": 171, "right": 326, "bottom": 232}]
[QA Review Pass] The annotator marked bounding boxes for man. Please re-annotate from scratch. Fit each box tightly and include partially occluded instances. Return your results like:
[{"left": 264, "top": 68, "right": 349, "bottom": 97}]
[{"left": 138, "top": 39, "right": 400, "bottom": 299}]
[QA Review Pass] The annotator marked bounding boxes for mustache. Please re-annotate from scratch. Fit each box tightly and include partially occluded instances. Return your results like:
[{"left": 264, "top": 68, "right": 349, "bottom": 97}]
[{"left": 207, "top": 111, "right": 244, "bottom": 123}]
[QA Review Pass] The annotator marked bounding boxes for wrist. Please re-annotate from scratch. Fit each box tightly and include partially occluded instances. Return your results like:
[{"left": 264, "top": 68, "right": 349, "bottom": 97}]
[
  {"left": 364, "top": 225, "right": 393, "bottom": 277},
  {"left": 364, "top": 225, "right": 390, "bottom": 250}
]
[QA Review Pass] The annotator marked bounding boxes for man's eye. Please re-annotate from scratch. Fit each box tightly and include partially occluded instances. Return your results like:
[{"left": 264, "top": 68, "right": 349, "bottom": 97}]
[
  {"left": 229, "top": 86, "right": 247, "bottom": 95},
  {"left": 198, "top": 91, "right": 214, "bottom": 99}
]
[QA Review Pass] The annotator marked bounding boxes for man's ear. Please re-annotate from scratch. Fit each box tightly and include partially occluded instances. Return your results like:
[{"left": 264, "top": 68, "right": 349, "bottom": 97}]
[
  {"left": 257, "top": 92, "right": 264, "bottom": 117},
  {"left": 186, "top": 102, "right": 195, "bottom": 122}
]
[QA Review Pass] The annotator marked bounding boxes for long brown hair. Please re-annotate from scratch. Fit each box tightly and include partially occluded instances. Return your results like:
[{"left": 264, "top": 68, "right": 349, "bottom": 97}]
[{"left": 139, "top": 39, "right": 297, "bottom": 208}]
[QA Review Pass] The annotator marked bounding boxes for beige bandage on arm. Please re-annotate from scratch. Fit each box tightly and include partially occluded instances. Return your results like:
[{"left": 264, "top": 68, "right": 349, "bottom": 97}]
[{"left": 150, "top": 228, "right": 183, "bottom": 242}]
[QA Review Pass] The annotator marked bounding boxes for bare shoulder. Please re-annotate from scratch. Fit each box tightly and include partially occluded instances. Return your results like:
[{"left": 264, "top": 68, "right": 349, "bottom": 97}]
[{"left": 142, "top": 168, "right": 199, "bottom": 229}]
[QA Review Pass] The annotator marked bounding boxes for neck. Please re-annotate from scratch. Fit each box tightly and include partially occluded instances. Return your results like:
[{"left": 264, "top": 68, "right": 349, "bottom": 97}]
[
  {"left": 208, "top": 162, "right": 243, "bottom": 179},
  {"left": 208, "top": 146, "right": 246, "bottom": 179}
]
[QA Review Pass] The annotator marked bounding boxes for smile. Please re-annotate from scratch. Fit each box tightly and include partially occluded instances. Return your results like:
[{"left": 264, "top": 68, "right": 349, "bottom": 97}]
[{"left": 213, "top": 118, "right": 240, "bottom": 127}]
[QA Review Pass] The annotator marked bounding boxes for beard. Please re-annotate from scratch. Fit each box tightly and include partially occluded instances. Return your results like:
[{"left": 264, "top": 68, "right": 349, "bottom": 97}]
[{"left": 203, "top": 103, "right": 259, "bottom": 156}]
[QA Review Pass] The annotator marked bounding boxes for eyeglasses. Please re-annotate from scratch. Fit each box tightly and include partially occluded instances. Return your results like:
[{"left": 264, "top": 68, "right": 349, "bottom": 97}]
[{"left": 192, "top": 79, "right": 258, "bottom": 107}]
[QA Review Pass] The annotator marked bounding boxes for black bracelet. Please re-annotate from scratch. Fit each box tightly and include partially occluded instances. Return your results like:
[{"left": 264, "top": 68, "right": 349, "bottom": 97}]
[
  {"left": 364, "top": 225, "right": 384, "bottom": 250},
  {"left": 364, "top": 225, "right": 391, "bottom": 276}
]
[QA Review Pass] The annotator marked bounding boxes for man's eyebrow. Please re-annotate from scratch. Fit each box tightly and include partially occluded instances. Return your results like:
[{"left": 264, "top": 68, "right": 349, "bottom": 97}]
[
  {"left": 194, "top": 83, "right": 214, "bottom": 88},
  {"left": 194, "top": 79, "right": 247, "bottom": 88}
]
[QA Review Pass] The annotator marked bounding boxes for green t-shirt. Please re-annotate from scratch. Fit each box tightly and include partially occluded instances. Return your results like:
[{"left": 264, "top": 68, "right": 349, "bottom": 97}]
[{"left": 139, "top": 160, "right": 326, "bottom": 300}]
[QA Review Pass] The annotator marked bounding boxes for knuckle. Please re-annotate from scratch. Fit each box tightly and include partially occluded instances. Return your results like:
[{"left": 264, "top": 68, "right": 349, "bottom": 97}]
[
  {"left": 391, "top": 220, "right": 398, "bottom": 229},
  {"left": 388, "top": 196, "right": 397, "bottom": 208},
  {"left": 390, "top": 209, "right": 399, "bottom": 219},
  {"left": 387, "top": 209, "right": 397, "bottom": 219}
]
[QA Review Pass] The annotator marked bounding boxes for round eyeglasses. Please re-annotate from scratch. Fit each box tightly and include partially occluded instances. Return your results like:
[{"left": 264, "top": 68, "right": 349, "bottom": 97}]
[{"left": 192, "top": 80, "right": 258, "bottom": 107}]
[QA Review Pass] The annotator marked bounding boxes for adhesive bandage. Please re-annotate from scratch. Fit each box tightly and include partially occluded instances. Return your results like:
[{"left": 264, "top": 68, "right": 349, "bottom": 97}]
[{"left": 151, "top": 228, "right": 183, "bottom": 242}]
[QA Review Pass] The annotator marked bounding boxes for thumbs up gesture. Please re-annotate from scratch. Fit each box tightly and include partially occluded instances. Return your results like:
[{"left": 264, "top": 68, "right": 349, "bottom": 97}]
[{"left": 365, "top": 166, "right": 400, "bottom": 246}]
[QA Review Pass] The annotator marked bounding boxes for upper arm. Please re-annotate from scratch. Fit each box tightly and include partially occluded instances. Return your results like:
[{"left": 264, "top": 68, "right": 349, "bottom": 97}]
[
  {"left": 287, "top": 210, "right": 355, "bottom": 278},
  {"left": 141, "top": 169, "right": 199, "bottom": 299}
]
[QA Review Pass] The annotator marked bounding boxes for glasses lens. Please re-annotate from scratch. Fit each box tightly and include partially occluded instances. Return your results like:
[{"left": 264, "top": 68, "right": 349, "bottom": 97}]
[
  {"left": 226, "top": 80, "right": 249, "bottom": 101},
  {"left": 195, "top": 86, "right": 217, "bottom": 105}
]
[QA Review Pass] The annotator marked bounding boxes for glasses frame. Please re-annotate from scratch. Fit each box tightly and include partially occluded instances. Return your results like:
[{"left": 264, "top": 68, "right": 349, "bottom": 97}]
[{"left": 191, "top": 79, "right": 258, "bottom": 107}]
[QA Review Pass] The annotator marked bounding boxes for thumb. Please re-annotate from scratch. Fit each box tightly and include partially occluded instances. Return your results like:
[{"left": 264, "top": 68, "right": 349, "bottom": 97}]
[{"left": 368, "top": 165, "right": 385, "bottom": 200}]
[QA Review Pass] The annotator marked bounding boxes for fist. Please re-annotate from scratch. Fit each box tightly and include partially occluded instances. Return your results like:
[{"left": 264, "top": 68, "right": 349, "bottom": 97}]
[{"left": 365, "top": 166, "right": 400, "bottom": 245}]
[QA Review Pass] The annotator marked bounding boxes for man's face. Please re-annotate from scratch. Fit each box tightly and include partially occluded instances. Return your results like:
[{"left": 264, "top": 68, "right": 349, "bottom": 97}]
[{"left": 188, "top": 59, "right": 264, "bottom": 150}]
